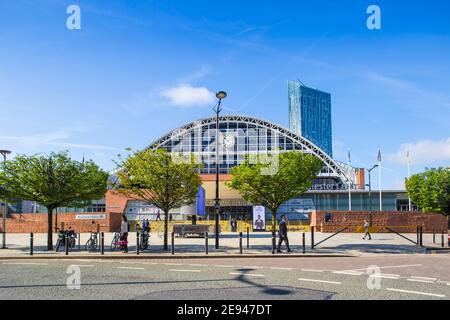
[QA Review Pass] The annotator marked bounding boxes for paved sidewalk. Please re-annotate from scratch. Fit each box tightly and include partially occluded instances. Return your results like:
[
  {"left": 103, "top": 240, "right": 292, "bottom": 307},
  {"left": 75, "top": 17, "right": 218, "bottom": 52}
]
[{"left": 0, "top": 231, "right": 447, "bottom": 259}]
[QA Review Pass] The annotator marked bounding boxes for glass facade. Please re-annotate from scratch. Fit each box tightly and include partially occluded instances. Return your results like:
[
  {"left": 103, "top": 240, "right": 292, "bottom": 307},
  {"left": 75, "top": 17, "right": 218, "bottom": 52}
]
[
  {"left": 288, "top": 80, "right": 333, "bottom": 156},
  {"left": 160, "top": 121, "right": 312, "bottom": 174}
]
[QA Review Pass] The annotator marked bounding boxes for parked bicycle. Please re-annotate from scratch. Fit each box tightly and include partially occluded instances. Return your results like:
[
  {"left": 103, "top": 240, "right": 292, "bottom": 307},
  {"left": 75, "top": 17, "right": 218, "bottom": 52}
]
[
  {"left": 55, "top": 228, "right": 77, "bottom": 252},
  {"left": 140, "top": 228, "right": 150, "bottom": 250},
  {"left": 110, "top": 232, "right": 121, "bottom": 251},
  {"left": 85, "top": 232, "right": 98, "bottom": 251}
]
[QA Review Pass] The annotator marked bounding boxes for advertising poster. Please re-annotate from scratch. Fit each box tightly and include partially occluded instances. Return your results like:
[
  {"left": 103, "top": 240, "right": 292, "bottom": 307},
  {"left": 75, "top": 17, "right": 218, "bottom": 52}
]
[{"left": 252, "top": 205, "right": 266, "bottom": 232}]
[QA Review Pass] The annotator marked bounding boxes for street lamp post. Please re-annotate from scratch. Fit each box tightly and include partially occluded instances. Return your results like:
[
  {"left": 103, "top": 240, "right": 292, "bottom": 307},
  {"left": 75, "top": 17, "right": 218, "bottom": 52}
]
[
  {"left": 366, "top": 164, "right": 378, "bottom": 226},
  {"left": 0, "top": 150, "right": 12, "bottom": 249},
  {"left": 213, "top": 91, "right": 227, "bottom": 249}
]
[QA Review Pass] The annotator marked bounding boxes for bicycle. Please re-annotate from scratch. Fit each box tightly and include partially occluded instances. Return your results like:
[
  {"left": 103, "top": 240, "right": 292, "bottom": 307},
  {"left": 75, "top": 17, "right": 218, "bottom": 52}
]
[
  {"left": 55, "top": 229, "right": 77, "bottom": 252},
  {"left": 110, "top": 232, "right": 121, "bottom": 251},
  {"left": 85, "top": 232, "right": 98, "bottom": 251},
  {"left": 140, "top": 228, "right": 150, "bottom": 250}
]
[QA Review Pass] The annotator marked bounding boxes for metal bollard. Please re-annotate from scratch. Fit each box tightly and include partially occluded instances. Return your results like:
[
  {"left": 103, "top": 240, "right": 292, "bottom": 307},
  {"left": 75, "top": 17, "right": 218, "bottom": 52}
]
[
  {"left": 442, "top": 233, "right": 445, "bottom": 248},
  {"left": 205, "top": 232, "right": 208, "bottom": 255},
  {"left": 171, "top": 232, "right": 175, "bottom": 255},
  {"left": 101, "top": 232, "right": 104, "bottom": 255},
  {"left": 239, "top": 232, "right": 243, "bottom": 254},
  {"left": 271, "top": 231, "right": 276, "bottom": 254},
  {"left": 416, "top": 226, "right": 420, "bottom": 246},
  {"left": 433, "top": 232, "right": 436, "bottom": 244},
  {"left": 65, "top": 235, "right": 69, "bottom": 256},
  {"left": 302, "top": 232, "right": 306, "bottom": 254},
  {"left": 246, "top": 227, "right": 249, "bottom": 249},
  {"left": 78, "top": 233, "right": 81, "bottom": 250},
  {"left": 419, "top": 226, "right": 423, "bottom": 247},
  {"left": 311, "top": 226, "right": 315, "bottom": 249},
  {"left": 136, "top": 232, "right": 140, "bottom": 255},
  {"left": 30, "top": 233, "right": 34, "bottom": 256}
]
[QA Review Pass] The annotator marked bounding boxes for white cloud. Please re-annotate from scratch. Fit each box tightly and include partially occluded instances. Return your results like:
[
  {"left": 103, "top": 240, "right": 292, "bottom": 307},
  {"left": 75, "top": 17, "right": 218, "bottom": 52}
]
[
  {"left": 385, "top": 137, "right": 450, "bottom": 165},
  {"left": 160, "top": 84, "right": 215, "bottom": 107}
]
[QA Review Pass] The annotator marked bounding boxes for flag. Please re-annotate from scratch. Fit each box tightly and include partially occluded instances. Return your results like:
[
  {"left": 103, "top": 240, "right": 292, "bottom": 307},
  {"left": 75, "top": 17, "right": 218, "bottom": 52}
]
[{"left": 377, "top": 149, "right": 381, "bottom": 163}]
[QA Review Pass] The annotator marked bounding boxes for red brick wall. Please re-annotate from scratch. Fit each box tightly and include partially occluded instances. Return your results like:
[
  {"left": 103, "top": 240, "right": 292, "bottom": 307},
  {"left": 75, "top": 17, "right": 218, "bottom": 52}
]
[
  {"left": 311, "top": 210, "right": 448, "bottom": 233},
  {"left": 0, "top": 212, "right": 120, "bottom": 233}
]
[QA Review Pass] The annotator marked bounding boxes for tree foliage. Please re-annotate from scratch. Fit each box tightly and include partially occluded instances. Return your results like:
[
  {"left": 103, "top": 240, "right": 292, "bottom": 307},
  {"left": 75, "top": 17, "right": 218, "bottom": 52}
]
[
  {"left": 114, "top": 148, "right": 202, "bottom": 250},
  {"left": 405, "top": 167, "right": 450, "bottom": 218},
  {"left": 227, "top": 151, "right": 323, "bottom": 232},
  {"left": 0, "top": 151, "right": 109, "bottom": 249}
]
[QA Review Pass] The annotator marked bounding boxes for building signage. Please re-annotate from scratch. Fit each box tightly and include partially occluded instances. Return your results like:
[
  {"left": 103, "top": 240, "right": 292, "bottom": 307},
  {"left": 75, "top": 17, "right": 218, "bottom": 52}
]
[
  {"left": 252, "top": 206, "right": 266, "bottom": 232},
  {"left": 75, "top": 214, "right": 106, "bottom": 220}
]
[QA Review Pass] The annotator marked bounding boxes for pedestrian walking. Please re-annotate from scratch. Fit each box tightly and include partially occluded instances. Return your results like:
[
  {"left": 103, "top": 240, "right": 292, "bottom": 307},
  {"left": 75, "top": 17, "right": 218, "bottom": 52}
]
[
  {"left": 156, "top": 211, "right": 161, "bottom": 221},
  {"left": 169, "top": 213, "right": 173, "bottom": 222},
  {"left": 120, "top": 215, "right": 129, "bottom": 253},
  {"left": 277, "top": 215, "right": 291, "bottom": 253},
  {"left": 362, "top": 220, "right": 372, "bottom": 240}
]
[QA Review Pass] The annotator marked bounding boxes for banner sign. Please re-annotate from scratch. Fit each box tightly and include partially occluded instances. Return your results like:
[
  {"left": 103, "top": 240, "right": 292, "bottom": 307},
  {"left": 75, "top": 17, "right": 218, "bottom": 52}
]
[
  {"left": 252, "top": 206, "right": 266, "bottom": 231},
  {"left": 75, "top": 214, "right": 106, "bottom": 220}
]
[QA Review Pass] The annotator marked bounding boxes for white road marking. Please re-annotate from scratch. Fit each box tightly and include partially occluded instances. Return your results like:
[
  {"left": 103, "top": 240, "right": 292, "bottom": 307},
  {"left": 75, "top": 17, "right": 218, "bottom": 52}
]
[
  {"left": 164, "top": 263, "right": 183, "bottom": 266},
  {"left": 386, "top": 288, "right": 445, "bottom": 298},
  {"left": 187, "top": 264, "right": 207, "bottom": 267},
  {"left": 333, "top": 271, "right": 364, "bottom": 276},
  {"left": 298, "top": 278, "right": 341, "bottom": 285},
  {"left": 214, "top": 265, "right": 235, "bottom": 268},
  {"left": 407, "top": 278, "right": 436, "bottom": 284},
  {"left": 170, "top": 269, "right": 201, "bottom": 273},
  {"left": 229, "top": 272, "right": 265, "bottom": 278},
  {"left": 2, "top": 262, "right": 49, "bottom": 266},
  {"left": 369, "top": 274, "right": 400, "bottom": 280},
  {"left": 72, "top": 265, "right": 95, "bottom": 268},
  {"left": 117, "top": 267, "right": 145, "bottom": 270},
  {"left": 352, "top": 264, "right": 422, "bottom": 271},
  {"left": 269, "top": 267, "right": 294, "bottom": 271},
  {"left": 409, "top": 276, "right": 437, "bottom": 281},
  {"left": 301, "top": 269, "right": 324, "bottom": 273}
]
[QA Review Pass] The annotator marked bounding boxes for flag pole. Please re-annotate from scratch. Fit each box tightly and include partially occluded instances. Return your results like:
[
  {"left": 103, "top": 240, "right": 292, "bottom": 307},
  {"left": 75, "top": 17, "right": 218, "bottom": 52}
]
[
  {"left": 378, "top": 149, "right": 382, "bottom": 211},
  {"left": 407, "top": 150, "right": 411, "bottom": 211},
  {"left": 348, "top": 151, "right": 352, "bottom": 211}
]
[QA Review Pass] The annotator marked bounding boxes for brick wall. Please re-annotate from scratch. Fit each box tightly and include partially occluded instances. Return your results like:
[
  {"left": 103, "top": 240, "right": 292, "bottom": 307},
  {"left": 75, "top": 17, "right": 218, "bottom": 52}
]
[
  {"left": 0, "top": 212, "right": 122, "bottom": 233},
  {"left": 311, "top": 210, "right": 448, "bottom": 233}
]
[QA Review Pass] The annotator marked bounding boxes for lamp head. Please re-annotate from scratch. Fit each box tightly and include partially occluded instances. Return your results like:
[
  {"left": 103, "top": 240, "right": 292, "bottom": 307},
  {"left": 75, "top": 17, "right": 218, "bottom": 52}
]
[{"left": 216, "top": 91, "right": 227, "bottom": 100}]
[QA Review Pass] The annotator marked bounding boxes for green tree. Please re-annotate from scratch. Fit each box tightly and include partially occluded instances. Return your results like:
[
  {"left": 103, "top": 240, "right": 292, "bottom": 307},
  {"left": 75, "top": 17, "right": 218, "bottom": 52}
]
[
  {"left": 0, "top": 151, "right": 108, "bottom": 249},
  {"left": 405, "top": 167, "right": 450, "bottom": 228},
  {"left": 115, "top": 149, "right": 202, "bottom": 250},
  {"left": 227, "top": 151, "right": 323, "bottom": 245}
]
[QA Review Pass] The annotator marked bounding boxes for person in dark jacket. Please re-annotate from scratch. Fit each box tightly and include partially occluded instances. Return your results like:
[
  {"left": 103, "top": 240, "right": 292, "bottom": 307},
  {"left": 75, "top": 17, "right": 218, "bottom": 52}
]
[{"left": 277, "top": 215, "right": 291, "bottom": 253}]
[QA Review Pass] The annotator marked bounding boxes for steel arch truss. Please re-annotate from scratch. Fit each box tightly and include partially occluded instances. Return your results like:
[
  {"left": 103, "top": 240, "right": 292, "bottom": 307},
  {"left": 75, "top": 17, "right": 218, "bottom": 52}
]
[{"left": 148, "top": 115, "right": 351, "bottom": 183}]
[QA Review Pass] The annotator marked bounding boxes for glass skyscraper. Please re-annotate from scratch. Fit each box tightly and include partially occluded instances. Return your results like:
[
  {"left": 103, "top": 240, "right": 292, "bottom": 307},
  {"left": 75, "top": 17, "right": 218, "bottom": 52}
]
[{"left": 288, "top": 80, "right": 333, "bottom": 156}]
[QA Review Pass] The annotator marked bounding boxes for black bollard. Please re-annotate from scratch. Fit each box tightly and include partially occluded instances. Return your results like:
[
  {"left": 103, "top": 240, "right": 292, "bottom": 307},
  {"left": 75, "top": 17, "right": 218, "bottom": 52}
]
[
  {"left": 239, "top": 232, "right": 243, "bottom": 254},
  {"left": 416, "top": 226, "right": 420, "bottom": 246},
  {"left": 302, "top": 232, "right": 306, "bottom": 254},
  {"left": 433, "top": 232, "right": 436, "bottom": 244},
  {"left": 442, "top": 232, "right": 445, "bottom": 248},
  {"left": 78, "top": 233, "right": 81, "bottom": 251},
  {"left": 101, "top": 232, "right": 104, "bottom": 255},
  {"left": 246, "top": 227, "right": 250, "bottom": 249},
  {"left": 271, "top": 231, "right": 276, "bottom": 254},
  {"left": 419, "top": 226, "right": 423, "bottom": 247},
  {"left": 171, "top": 232, "right": 175, "bottom": 255},
  {"left": 136, "top": 232, "right": 140, "bottom": 255},
  {"left": 205, "top": 232, "right": 208, "bottom": 255},
  {"left": 30, "top": 233, "right": 34, "bottom": 256},
  {"left": 65, "top": 235, "right": 69, "bottom": 256},
  {"left": 311, "top": 226, "right": 315, "bottom": 249}
]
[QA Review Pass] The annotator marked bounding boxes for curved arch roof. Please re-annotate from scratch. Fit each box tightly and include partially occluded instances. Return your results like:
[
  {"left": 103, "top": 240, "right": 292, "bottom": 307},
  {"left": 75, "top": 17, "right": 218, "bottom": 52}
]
[{"left": 148, "top": 115, "right": 350, "bottom": 182}]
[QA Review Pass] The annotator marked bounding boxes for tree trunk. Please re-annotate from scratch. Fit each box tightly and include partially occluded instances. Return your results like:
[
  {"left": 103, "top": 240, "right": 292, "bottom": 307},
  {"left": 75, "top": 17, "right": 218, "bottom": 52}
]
[
  {"left": 271, "top": 208, "right": 277, "bottom": 252},
  {"left": 46, "top": 207, "right": 54, "bottom": 250},
  {"left": 163, "top": 211, "right": 168, "bottom": 251}
]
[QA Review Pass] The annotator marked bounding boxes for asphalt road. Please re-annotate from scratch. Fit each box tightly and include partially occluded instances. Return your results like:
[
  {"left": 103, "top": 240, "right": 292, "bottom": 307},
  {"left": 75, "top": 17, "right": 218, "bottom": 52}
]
[{"left": 1, "top": 254, "right": 449, "bottom": 300}]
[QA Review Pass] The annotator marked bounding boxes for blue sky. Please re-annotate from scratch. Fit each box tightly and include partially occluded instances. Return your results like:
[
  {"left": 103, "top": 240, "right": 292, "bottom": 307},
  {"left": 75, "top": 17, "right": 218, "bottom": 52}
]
[{"left": 0, "top": 0, "right": 449, "bottom": 189}]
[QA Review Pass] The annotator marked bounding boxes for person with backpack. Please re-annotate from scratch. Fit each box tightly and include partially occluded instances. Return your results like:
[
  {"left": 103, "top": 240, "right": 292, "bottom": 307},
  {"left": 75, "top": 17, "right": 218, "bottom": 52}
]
[{"left": 362, "top": 220, "right": 372, "bottom": 240}]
